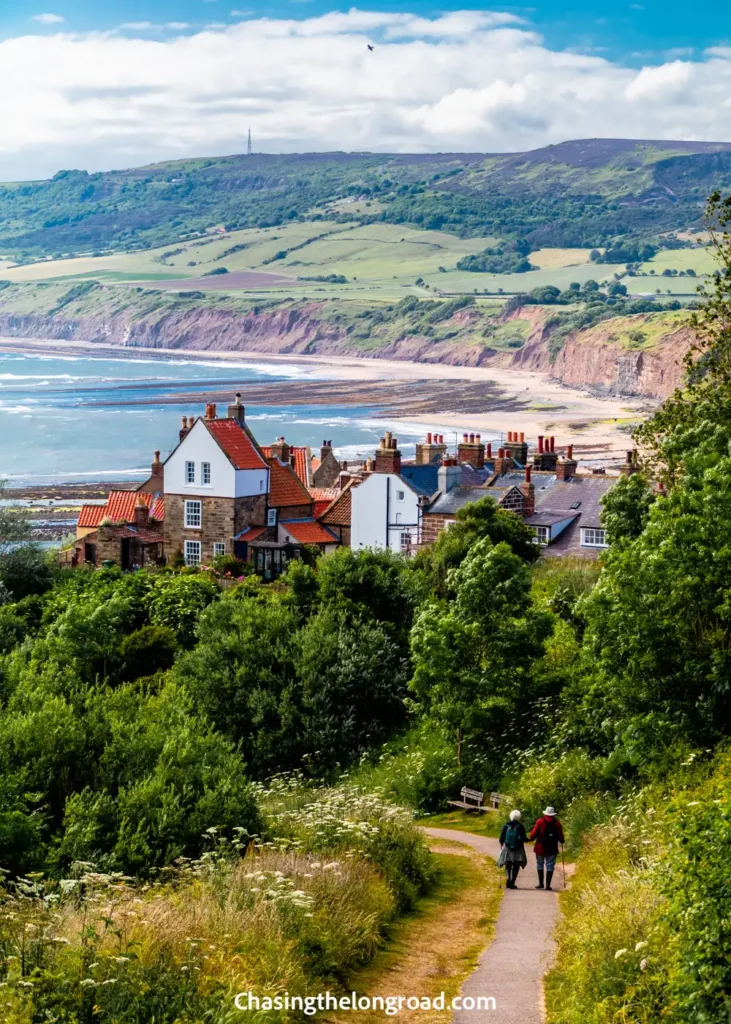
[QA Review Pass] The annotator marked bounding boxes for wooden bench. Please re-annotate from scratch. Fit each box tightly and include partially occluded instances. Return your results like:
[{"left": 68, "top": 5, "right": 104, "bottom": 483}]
[
  {"left": 448, "top": 787, "right": 487, "bottom": 813},
  {"left": 489, "top": 792, "right": 508, "bottom": 810}
]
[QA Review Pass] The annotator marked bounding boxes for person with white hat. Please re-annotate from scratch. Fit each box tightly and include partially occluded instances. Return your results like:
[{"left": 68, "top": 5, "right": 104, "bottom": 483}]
[{"left": 529, "top": 806, "right": 564, "bottom": 890}]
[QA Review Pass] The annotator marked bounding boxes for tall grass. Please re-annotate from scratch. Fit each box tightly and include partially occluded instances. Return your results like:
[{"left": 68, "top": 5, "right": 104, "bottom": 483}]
[{"left": 0, "top": 783, "right": 433, "bottom": 1023}]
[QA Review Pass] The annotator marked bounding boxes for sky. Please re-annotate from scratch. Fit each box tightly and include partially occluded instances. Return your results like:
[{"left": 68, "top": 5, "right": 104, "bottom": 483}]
[{"left": 1, "top": 1, "right": 731, "bottom": 179}]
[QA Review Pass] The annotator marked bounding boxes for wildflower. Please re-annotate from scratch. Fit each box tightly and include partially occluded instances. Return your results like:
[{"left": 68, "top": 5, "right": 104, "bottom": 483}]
[
  {"left": 635, "top": 941, "right": 647, "bottom": 951},
  {"left": 614, "top": 949, "right": 628, "bottom": 959},
  {"left": 80, "top": 979, "right": 96, "bottom": 988},
  {"left": 640, "top": 959, "right": 648, "bottom": 972}
]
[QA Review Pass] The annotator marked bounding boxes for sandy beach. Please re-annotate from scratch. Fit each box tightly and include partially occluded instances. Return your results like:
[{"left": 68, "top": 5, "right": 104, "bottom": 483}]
[{"left": 0, "top": 336, "right": 654, "bottom": 465}]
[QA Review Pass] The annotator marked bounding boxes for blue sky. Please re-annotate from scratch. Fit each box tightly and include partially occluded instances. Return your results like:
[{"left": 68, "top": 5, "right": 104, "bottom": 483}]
[
  {"left": 1, "top": 4, "right": 730, "bottom": 179},
  {"left": 2, "top": 1, "right": 729, "bottom": 64}
]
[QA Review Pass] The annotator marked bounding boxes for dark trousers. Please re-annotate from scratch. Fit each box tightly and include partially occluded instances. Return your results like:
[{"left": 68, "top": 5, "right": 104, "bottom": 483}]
[{"left": 505, "top": 862, "right": 520, "bottom": 885}]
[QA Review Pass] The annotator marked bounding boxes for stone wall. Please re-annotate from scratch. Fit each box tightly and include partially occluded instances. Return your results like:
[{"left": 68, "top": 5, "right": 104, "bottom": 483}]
[{"left": 164, "top": 493, "right": 267, "bottom": 562}]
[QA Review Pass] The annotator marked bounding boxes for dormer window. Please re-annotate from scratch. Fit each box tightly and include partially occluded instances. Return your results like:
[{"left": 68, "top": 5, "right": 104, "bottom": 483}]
[{"left": 185, "top": 461, "right": 195, "bottom": 484}]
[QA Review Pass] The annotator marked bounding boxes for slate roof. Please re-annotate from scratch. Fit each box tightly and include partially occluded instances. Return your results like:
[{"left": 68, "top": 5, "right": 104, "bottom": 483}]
[
  {"left": 427, "top": 485, "right": 491, "bottom": 516},
  {"left": 280, "top": 519, "right": 338, "bottom": 545},
  {"left": 398, "top": 464, "right": 440, "bottom": 497},
  {"left": 534, "top": 476, "right": 614, "bottom": 530},
  {"left": 206, "top": 419, "right": 268, "bottom": 471},
  {"left": 533, "top": 475, "right": 617, "bottom": 558},
  {"left": 525, "top": 510, "right": 581, "bottom": 527},
  {"left": 267, "top": 460, "right": 314, "bottom": 508}
]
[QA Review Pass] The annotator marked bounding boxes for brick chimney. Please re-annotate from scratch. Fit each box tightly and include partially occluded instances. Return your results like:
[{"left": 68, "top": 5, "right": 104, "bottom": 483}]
[
  {"left": 270, "top": 436, "right": 291, "bottom": 464},
  {"left": 150, "top": 450, "right": 164, "bottom": 488},
  {"left": 134, "top": 495, "right": 150, "bottom": 527},
  {"left": 205, "top": 403, "right": 217, "bottom": 421},
  {"left": 416, "top": 432, "right": 449, "bottom": 465},
  {"left": 532, "top": 433, "right": 558, "bottom": 471},
  {"left": 179, "top": 416, "right": 190, "bottom": 443},
  {"left": 556, "top": 444, "right": 578, "bottom": 481},
  {"left": 493, "top": 446, "right": 514, "bottom": 475},
  {"left": 504, "top": 428, "right": 529, "bottom": 466},
  {"left": 438, "top": 457, "right": 462, "bottom": 494},
  {"left": 320, "top": 439, "right": 333, "bottom": 463},
  {"left": 620, "top": 449, "right": 639, "bottom": 476},
  {"left": 228, "top": 392, "right": 246, "bottom": 423},
  {"left": 375, "top": 432, "right": 402, "bottom": 474},
  {"left": 457, "top": 432, "right": 486, "bottom": 469},
  {"left": 519, "top": 465, "right": 535, "bottom": 517}
]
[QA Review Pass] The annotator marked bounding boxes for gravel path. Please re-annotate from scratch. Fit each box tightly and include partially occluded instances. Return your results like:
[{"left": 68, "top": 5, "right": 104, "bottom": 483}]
[{"left": 423, "top": 827, "right": 560, "bottom": 1024}]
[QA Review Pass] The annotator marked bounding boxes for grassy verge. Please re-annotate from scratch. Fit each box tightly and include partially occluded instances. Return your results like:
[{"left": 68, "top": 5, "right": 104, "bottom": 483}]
[
  {"left": 325, "top": 847, "right": 502, "bottom": 1024},
  {"left": 422, "top": 808, "right": 503, "bottom": 839}
]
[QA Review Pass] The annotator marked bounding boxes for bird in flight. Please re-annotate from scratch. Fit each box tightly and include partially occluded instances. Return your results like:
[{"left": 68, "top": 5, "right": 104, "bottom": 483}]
[{"left": 367, "top": 44, "right": 374, "bottom": 51}]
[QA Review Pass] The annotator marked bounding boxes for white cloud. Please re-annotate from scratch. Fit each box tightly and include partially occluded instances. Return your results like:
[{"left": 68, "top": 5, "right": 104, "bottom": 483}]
[
  {"left": 32, "top": 13, "right": 64, "bottom": 23},
  {"left": 2, "top": 9, "right": 731, "bottom": 179}
]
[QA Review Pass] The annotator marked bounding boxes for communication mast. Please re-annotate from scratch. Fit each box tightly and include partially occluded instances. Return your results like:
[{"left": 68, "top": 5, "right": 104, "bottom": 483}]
[{"left": 247, "top": 128, "right": 252, "bottom": 156}]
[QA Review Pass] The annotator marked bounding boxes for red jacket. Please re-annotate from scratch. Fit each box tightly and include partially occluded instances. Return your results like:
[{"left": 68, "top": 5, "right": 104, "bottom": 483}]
[{"left": 530, "top": 815, "right": 564, "bottom": 856}]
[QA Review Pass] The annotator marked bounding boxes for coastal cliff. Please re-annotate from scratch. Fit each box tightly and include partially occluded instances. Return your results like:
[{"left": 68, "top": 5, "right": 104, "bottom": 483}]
[{"left": 0, "top": 281, "right": 691, "bottom": 399}]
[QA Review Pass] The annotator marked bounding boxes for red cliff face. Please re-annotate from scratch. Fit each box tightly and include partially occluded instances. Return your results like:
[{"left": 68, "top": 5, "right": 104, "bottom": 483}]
[{"left": 0, "top": 301, "right": 693, "bottom": 400}]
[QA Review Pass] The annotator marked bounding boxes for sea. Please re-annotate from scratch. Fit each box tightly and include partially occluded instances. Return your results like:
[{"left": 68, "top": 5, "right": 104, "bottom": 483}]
[{"left": 0, "top": 350, "right": 456, "bottom": 486}]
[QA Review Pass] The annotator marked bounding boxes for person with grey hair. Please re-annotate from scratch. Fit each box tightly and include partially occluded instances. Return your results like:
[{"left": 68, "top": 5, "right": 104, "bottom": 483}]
[{"left": 497, "top": 809, "right": 528, "bottom": 888}]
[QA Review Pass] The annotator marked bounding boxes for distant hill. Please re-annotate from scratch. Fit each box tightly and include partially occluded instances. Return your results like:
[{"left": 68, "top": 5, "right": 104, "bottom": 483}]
[{"left": 2, "top": 138, "right": 731, "bottom": 259}]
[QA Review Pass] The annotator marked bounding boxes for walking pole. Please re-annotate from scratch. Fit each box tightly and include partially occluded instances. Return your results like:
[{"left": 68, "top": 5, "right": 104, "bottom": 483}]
[{"left": 560, "top": 843, "right": 567, "bottom": 890}]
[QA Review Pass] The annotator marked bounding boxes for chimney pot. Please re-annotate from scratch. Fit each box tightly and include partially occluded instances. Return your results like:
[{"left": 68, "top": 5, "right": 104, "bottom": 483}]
[
  {"left": 487, "top": 442, "right": 492, "bottom": 458},
  {"left": 469, "top": 433, "right": 474, "bottom": 443},
  {"left": 525, "top": 466, "right": 531, "bottom": 483},
  {"left": 538, "top": 435, "right": 544, "bottom": 453},
  {"left": 463, "top": 433, "right": 468, "bottom": 443},
  {"left": 181, "top": 416, "right": 187, "bottom": 429},
  {"left": 519, "top": 431, "right": 525, "bottom": 443},
  {"left": 550, "top": 436, "right": 555, "bottom": 453},
  {"left": 567, "top": 444, "right": 574, "bottom": 460},
  {"left": 498, "top": 447, "right": 505, "bottom": 458},
  {"left": 476, "top": 433, "right": 481, "bottom": 444},
  {"left": 426, "top": 432, "right": 432, "bottom": 444}
]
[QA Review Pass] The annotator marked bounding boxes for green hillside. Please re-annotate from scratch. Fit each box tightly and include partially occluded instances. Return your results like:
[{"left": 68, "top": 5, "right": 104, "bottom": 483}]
[{"left": 3, "top": 138, "right": 731, "bottom": 259}]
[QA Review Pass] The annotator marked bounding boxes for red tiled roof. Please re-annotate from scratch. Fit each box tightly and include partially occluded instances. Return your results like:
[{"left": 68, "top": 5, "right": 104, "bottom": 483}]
[
  {"left": 320, "top": 486, "right": 352, "bottom": 527},
  {"left": 207, "top": 419, "right": 268, "bottom": 470},
  {"left": 268, "top": 460, "right": 313, "bottom": 508},
  {"left": 236, "top": 526, "right": 268, "bottom": 543},
  {"left": 105, "top": 490, "right": 154, "bottom": 523},
  {"left": 77, "top": 504, "right": 106, "bottom": 528},
  {"left": 150, "top": 496, "right": 165, "bottom": 521},
  {"left": 261, "top": 445, "right": 312, "bottom": 487},
  {"left": 309, "top": 488, "right": 339, "bottom": 519},
  {"left": 280, "top": 520, "right": 337, "bottom": 545}
]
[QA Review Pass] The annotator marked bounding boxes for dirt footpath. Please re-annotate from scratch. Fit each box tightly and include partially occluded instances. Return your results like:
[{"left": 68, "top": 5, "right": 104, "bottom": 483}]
[{"left": 422, "top": 828, "right": 560, "bottom": 1024}]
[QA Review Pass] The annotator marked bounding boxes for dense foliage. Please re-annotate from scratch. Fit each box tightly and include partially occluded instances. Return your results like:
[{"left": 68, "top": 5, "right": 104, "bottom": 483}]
[{"left": 4, "top": 140, "right": 731, "bottom": 258}]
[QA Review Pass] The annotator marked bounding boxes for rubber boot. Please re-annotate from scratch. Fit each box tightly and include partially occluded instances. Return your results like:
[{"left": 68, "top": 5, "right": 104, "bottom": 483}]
[
  {"left": 535, "top": 868, "right": 545, "bottom": 889},
  {"left": 546, "top": 870, "right": 554, "bottom": 891}
]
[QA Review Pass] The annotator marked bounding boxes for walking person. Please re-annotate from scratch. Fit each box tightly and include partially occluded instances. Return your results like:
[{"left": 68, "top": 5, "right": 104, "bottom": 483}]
[
  {"left": 530, "top": 806, "right": 564, "bottom": 891},
  {"left": 497, "top": 809, "right": 528, "bottom": 888}
]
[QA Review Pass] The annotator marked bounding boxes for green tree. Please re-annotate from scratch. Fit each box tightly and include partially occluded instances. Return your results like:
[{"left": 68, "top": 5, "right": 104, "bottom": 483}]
[
  {"left": 420, "top": 495, "right": 539, "bottom": 596},
  {"left": 600, "top": 472, "right": 656, "bottom": 543},
  {"left": 410, "top": 540, "right": 552, "bottom": 769},
  {"left": 0, "top": 481, "right": 30, "bottom": 555}
]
